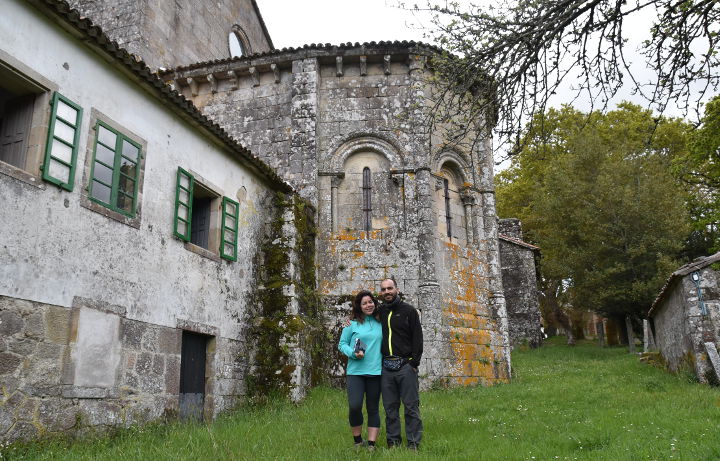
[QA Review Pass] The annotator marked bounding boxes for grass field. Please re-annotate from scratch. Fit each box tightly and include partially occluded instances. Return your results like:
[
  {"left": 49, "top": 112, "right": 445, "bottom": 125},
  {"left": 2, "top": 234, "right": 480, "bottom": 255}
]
[{"left": 3, "top": 338, "right": 720, "bottom": 460}]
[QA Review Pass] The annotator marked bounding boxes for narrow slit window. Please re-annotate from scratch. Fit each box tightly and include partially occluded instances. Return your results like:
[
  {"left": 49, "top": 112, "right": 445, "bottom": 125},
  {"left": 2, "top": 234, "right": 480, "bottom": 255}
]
[
  {"left": 444, "top": 178, "right": 452, "bottom": 238},
  {"left": 362, "top": 167, "right": 372, "bottom": 233}
]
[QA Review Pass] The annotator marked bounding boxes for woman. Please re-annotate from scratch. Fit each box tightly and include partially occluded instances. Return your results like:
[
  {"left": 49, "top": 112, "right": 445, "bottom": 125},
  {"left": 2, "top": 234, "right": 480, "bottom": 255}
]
[{"left": 338, "top": 290, "right": 383, "bottom": 451}]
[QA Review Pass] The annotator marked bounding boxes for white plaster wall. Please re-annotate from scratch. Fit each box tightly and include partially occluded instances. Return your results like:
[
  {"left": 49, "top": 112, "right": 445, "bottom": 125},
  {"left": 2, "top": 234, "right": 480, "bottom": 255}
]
[{"left": 0, "top": 0, "right": 275, "bottom": 339}]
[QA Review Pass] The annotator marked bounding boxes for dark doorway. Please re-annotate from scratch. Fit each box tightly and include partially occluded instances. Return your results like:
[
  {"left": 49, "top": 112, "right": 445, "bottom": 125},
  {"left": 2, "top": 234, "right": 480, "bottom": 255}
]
[{"left": 179, "top": 331, "right": 209, "bottom": 421}]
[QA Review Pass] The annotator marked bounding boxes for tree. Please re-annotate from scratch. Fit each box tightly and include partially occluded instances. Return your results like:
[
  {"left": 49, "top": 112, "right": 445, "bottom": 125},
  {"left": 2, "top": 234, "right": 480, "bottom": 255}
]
[
  {"left": 496, "top": 103, "right": 691, "bottom": 343},
  {"left": 412, "top": 0, "right": 719, "bottom": 154},
  {"left": 673, "top": 94, "right": 720, "bottom": 255}
]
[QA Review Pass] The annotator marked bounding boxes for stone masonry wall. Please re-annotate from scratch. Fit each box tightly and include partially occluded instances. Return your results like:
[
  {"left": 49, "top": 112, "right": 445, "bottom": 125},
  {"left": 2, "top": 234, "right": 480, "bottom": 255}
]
[
  {"left": 168, "top": 46, "right": 511, "bottom": 388},
  {"left": 67, "top": 0, "right": 273, "bottom": 69},
  {"left": 498, "top": 219, "right": 542, "bottom": 349}
]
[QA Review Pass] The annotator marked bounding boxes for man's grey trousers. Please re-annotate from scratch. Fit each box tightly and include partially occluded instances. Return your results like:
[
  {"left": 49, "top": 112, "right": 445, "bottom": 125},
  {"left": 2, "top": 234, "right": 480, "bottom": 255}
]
[{"left": 381, "top": 364, "right": 423, "bottom": 447}]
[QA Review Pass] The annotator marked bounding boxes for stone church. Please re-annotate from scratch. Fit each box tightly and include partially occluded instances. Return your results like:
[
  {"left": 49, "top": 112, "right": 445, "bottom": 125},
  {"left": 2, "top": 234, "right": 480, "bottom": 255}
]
[{"left": 0, "top": 0, "right": 523, "bottom": 441}]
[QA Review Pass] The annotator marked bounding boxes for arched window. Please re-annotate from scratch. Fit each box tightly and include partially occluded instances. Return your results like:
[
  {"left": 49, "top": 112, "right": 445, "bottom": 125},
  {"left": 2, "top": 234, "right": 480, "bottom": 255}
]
[
  {"left": 228, "top": 26, "right": 252, "bottom": 58},
  {"left": 443, "top": 177, "right": 452, "bottom": 238},
  {"left": 362, "top": 167, "right": 372, "bottom": 233}
]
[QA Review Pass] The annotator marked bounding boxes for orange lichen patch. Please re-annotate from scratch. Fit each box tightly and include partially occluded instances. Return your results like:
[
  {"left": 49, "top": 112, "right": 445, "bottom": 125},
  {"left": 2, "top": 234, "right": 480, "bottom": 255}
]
[
  {"left": 336, "top": 229, "right": 358, "bottom": 241},
  {"left": 319, "top": 279, "right": 338, "bottom": 295},
  {"left": 352, "top": 251, "right": 364, "bottom": 259},
  {"left": 359, "top": 229, "right": 384, "bottom": 240}
]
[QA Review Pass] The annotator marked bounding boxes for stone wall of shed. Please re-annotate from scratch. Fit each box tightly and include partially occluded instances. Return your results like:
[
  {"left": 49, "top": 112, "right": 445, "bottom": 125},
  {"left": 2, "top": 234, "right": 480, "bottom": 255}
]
[
  {"left": 499, "top": 240, "right": 542, "bottom": 348},
  {"left": 653, "top": 268, "right": 720, "bottom": 383}
]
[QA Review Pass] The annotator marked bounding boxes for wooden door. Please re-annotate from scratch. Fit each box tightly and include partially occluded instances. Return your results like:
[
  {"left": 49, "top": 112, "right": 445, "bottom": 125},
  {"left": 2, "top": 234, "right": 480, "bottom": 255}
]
[{"left": 179, "top": 331, "right": 208, "bottom": 421}]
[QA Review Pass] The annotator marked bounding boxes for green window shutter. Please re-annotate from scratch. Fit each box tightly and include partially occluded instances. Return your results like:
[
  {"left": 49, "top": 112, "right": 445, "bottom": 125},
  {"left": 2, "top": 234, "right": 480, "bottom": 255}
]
[
  {"left": 42, "top": 92, "right": 83, "bottom": 190},
  {"left": 220, "top": 196, "right": 239, "bottom": 261},
  {"left": 173, "top": 167, "right": 194, "bottom": 241}
]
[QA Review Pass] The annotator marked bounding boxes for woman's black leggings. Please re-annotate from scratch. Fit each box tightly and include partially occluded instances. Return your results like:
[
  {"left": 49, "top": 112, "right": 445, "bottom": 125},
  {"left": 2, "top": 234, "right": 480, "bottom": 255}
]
[{"left": 347, "top": 375, "right": 381, "bottom": 427}]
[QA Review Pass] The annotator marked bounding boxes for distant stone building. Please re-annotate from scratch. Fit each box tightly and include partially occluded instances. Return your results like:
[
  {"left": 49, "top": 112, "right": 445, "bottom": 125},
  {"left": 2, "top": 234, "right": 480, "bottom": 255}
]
[
  {"left": 498, "top": 219, "right": 542, "bottom": 348},
  {"left": 648, "top": 252, "right": 720, "bottom": 383},
  {"left": 0, "top": 0, "right": 515, "bottom": 442}
]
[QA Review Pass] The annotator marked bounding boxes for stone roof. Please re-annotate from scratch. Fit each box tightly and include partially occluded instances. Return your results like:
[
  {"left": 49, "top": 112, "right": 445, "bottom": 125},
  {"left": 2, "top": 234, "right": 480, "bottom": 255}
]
[
  {"left": 648, "top": 252, "right": 720, "bottom": 317},
  {"left": 27, "top": 0, "right": 294, "bottom": 194},
  {"left": 498, "top": 234, "right": 540, "bottom": 251},
  {"left": 160, "top": 40, "right": 443, "bottom": 75}
]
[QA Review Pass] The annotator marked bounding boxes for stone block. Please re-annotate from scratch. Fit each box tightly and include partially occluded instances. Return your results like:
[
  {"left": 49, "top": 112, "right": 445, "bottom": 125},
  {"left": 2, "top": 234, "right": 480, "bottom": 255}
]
[
  {"left": 8, "top": 338, "right": 36, "bottom": 356},
  {"left": 165, "top": 355, "right": 180, "bottom": 394},
  {"left": 38, "top": 399, "right": 78, "bottom": 432},
  {"left": 136, "top": 352, "right": 153, "bottom": 375},
  {"left": 0, "top": 310, "right": 23, "bottom": 337},
  {"left": 23, "top": 313, "right": 45, "bottom": 339},
  {"left": 158, "top": 329, "right": 180, "bottom": 354},
  {"left": 0, "top": 352, "right": 22, "bottom": 375},
  {"left": 121, "top": 320, "right": 144, "bottom": 350},
  {"left": 45, "top": 306, "right": 72, "bottom": 343},
  {"left": 5, "top": 420, "right": 39, "bottom": 442}
]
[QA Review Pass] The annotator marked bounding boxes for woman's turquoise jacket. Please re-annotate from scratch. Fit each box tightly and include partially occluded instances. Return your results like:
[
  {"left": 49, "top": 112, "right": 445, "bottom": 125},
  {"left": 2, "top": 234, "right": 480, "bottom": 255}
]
[{"left": 338, "top": 316, "right": 382, "bottom": 376}]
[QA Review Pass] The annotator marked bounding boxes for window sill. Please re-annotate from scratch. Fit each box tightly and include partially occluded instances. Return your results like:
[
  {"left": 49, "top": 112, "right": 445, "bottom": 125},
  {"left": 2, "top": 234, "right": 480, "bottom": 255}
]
[
  {"left": 80, "top": 193, "right": 142, "bottom": 229},
  {"left": 0, "top": 161, "right": 46, "bottom": 190},
  {"left": 184, "top": 242, "right": 222, "bottom": 263}
]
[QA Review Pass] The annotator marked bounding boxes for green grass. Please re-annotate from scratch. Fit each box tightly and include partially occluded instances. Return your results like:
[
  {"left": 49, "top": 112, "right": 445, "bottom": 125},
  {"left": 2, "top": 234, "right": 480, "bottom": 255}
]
[{"left": 4, "top": 338, "right": 720, "bottom": 460}]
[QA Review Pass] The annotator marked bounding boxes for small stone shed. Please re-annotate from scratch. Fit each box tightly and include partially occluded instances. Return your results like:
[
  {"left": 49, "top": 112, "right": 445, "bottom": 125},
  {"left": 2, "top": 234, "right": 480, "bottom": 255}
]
[
  {"left": 648, "top": 252, "right": 720, "bottom": 383},
  {"left": 498, "top": 219, "right": 543, "bottom": 349}
]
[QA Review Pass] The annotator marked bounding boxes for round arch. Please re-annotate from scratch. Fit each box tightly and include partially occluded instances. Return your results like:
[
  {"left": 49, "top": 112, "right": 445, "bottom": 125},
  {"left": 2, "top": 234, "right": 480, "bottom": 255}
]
[
  {"left": 325, "top": 133, "right": 406, "bottom": 172},
  {"left": 229, "top": 25, "right": 253, "bottom": 58}
]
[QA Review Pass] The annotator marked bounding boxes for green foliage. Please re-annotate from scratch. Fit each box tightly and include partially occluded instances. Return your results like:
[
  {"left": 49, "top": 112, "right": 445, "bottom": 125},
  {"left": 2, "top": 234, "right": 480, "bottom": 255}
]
[
  {"left": 8, "top": 340, "right": 720, "bottom": 460},
  {"left": 673, "top": 94, "right": 720, "bottom": 255},
  {"left": 497, "top": 103, "right": 691, "bottom": 317}
]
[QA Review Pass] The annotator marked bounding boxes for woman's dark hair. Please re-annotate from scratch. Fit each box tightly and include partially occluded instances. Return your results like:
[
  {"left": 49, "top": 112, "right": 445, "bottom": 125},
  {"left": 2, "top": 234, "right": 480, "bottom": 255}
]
[{"left": 352, "top": 290, "right": 378, "bottom": 324}]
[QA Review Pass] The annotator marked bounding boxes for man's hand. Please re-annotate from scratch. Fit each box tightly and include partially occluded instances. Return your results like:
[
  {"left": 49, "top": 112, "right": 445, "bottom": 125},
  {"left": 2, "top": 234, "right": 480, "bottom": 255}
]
[{"left": 341, "top": 316, "right": 351, "bottom": 328}]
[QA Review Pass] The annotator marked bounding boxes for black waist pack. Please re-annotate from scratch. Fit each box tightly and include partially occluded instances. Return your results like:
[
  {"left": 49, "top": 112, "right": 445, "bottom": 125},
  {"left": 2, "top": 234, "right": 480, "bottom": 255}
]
[{"left": 382, "top": 356, "right": 405, "bottom": 371}]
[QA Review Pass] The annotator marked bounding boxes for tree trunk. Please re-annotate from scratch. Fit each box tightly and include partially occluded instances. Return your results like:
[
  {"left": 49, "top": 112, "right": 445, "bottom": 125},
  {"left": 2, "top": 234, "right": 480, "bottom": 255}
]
[
  {"left": 545, "top": 286, "right": 574, "bottom": 345},
  {"left": 605, "top": 316, "right": 621, "bottom": 346},
  {"left": 625, "top": 315, "right": 636, "bottom": 353},
  {"left": 596, "top": 320, "right": 605, "bottom": 347}
]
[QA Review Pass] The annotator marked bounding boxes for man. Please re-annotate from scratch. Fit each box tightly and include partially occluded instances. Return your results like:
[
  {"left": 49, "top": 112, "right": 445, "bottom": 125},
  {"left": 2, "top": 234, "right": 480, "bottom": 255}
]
[{"left": 378, "top": 277, "right": 423, "bottom": 450}]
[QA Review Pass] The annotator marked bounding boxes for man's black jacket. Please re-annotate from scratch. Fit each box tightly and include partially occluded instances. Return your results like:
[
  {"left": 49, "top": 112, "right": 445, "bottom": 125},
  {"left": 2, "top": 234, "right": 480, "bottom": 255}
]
[{"left": 379, "top": 295, "right": 423, "bottom": 369}]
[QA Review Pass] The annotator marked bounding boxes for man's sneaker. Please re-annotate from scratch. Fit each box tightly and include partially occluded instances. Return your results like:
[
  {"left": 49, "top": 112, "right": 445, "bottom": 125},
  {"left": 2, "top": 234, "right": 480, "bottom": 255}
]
[{"left": 408, "top": 444, "right": 419, "bottom": 452}]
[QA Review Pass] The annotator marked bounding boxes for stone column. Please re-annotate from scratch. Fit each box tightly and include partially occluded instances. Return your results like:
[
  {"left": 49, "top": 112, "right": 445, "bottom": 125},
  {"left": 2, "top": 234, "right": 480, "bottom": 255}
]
[
  {"left": 460, "top": 189, "right": 476, "bottom": 246},
  {"left": 330, "top": 175, "right": 343, "bottom": 234},
  {"left": 290, "top": 58, "right": 319, "bottom": 206}
]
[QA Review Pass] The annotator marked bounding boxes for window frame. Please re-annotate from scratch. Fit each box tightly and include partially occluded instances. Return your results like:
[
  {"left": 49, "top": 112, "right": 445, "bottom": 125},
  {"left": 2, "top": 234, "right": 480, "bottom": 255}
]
[
  {"left": 0, "top": 50, "right": 58, "bottom": 189},
  {"left": 172, "top": 166, "right": 239, "bottom": 262},
  {"left": 80, "top": 109, "right": 146, "bottom": 229},
  {"left": 87, "top": 120, "right": 142, "bottom": 217}
]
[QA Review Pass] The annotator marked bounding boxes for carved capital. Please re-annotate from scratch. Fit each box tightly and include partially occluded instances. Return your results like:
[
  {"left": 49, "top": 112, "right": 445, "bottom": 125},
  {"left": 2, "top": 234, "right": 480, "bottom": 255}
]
[{"left": 460, "top": 190, "right": 476, "bottom": 206}]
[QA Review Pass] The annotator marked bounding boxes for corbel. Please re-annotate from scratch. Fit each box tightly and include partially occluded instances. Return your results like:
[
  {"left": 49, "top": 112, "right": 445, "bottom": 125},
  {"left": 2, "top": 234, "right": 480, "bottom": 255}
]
[
  {"left": 359, "top": 56, "right": 367, "bottom": 76},
  {"left": 249, "top": 66, "right": 260, "bottom": 87},
  {"left": 271, "top": 63, "right": 280, "bottom": 83},
  {"left": 383, "top": 55, "right": 391, "bottom": 75},
  {"left": 186, "top": 77, "right": 198, "bottom": 96},
  {"left": 227, "top": 70, "right": 239, "bottom": 90},
  {"left": 336, "top": 56, "right": 343, "bottom": 77},
  {"left": 167, "top": 80, "right": 178, "bottom": 92},
  {"left": 207, "top": 73, "right": 217, "bottom": 94}
]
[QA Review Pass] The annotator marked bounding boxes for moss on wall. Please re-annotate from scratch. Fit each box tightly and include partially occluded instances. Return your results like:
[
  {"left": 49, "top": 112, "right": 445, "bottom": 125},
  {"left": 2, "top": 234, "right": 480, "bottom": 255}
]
[{"left": 247, "top": 193, "right": 328, "bottom": 399}]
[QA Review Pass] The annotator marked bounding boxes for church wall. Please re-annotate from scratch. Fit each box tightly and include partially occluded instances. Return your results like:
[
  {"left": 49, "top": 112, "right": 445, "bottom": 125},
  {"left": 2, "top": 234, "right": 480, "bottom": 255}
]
[
  {"left": 0, "top": 0, "right": 290, "bottom": 441},
  {"left": 67, "top": 0, "right": 273, "bottom": 69},
  {"left": 170, "top": 48, "right": 511, "bottom": 388}
]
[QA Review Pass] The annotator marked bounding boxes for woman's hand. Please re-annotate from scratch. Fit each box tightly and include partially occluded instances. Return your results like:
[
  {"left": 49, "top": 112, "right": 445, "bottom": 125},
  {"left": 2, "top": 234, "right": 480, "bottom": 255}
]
[{"left": 355, "top": 351, "right": 365, "bottom": 359}]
